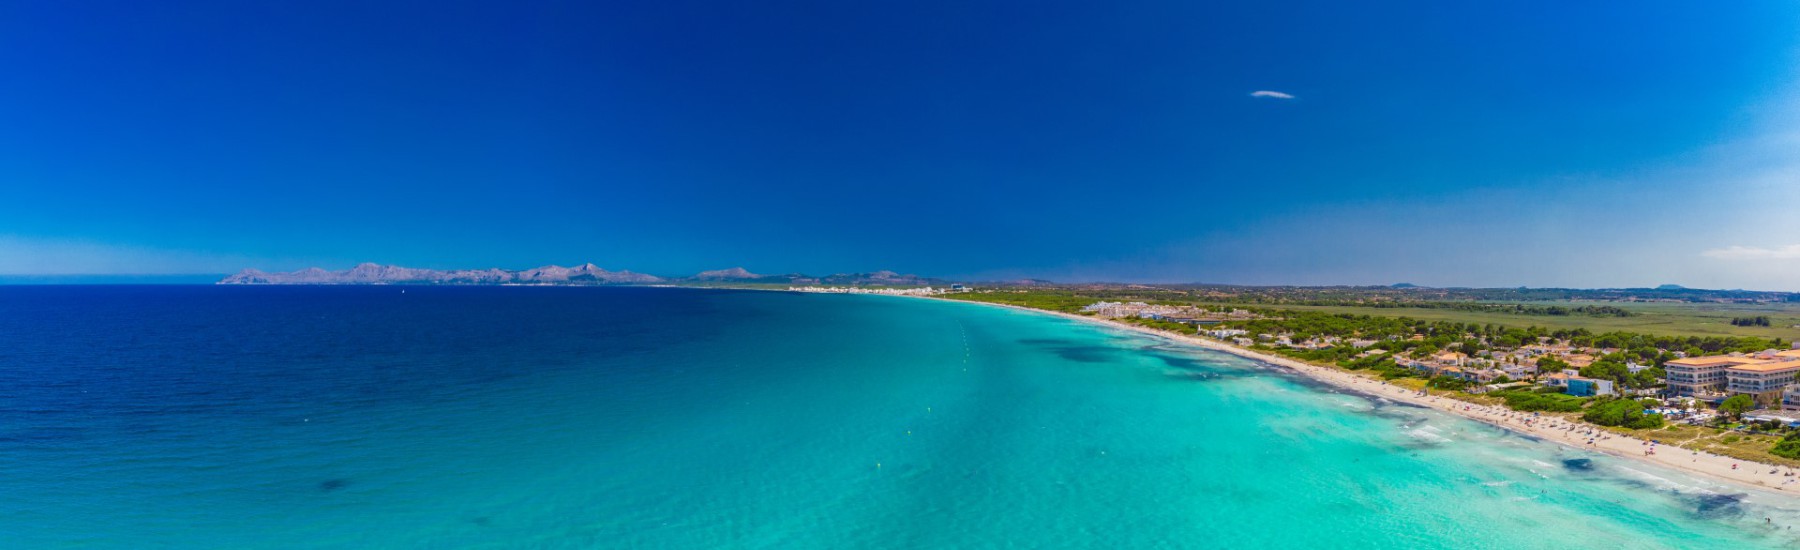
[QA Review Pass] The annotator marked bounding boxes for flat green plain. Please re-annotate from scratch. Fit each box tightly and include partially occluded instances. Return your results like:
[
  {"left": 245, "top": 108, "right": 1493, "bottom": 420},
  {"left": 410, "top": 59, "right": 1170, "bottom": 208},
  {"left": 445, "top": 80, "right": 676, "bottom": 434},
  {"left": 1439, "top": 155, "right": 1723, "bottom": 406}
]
[{"left": 1232, "top": 301, "right": 1800, "bottom": 340}]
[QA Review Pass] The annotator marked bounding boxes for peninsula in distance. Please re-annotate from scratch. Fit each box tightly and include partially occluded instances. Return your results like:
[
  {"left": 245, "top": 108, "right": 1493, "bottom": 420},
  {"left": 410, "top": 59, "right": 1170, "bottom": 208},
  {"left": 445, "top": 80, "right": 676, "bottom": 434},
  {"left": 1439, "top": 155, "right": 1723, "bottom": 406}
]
[{"left": 218, "top": 262, "right": 962, "bottom": 287}]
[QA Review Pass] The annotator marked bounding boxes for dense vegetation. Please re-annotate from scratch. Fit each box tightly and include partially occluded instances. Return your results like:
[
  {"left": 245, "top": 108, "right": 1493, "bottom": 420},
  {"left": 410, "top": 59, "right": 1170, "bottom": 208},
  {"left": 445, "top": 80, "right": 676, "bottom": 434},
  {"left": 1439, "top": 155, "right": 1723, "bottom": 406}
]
[
  {"left": 1278, "top": 302, "right": 1634, "bottom": 317},
  {"left": 1720, "top": 395, "right": 1755, "bottom": 419},
  {"left": 1772, "top": 432, "right": 1800, "bottom": 459},
  {"left": 1582, "top": 398, "right": 1665, "bottom": 429},
  {"left": 1732, "top": 316, "right": 1774, "bottom": 327},
  {"left": 1488, "top": 388, "right": 1587, "bottom": 412},
  {"left": 1156, "top": 284, "right": 1799, "bottom": 305},
  {"left": 1214, "top": 309, "right": 1781, "bottom": 358},
  {"left": 1426, "top": 375, "right": 1471, "bottom": 390}
]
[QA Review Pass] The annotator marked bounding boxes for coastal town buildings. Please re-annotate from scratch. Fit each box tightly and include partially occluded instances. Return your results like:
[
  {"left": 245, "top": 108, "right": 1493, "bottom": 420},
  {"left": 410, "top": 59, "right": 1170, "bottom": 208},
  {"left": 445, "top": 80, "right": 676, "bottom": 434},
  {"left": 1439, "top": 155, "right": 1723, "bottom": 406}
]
[
  {"left": 1080, "top": 301, "right": 1142, "bottom": 317},
  {"left": 1080, "top": 301, "right": 1254, "bottom": 323},
  {"left": 787, "top": 286, "right": 959, "bottom": 296}
]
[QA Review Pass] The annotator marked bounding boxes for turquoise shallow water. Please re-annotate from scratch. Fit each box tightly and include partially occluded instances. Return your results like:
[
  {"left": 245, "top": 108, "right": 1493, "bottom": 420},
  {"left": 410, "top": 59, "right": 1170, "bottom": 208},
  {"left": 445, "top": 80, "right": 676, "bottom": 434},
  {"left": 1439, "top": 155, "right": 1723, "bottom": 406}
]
[{"left": 4, "top": 286, "right": 1800, "bottom": 548}]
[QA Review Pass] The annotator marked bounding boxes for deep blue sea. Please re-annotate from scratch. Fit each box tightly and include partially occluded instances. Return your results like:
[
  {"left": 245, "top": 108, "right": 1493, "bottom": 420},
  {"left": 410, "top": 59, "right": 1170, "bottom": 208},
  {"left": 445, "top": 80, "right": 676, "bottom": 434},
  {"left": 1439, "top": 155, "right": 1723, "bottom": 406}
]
[{"left": 5, "top": 286, "right": 1800, "bottom": 548}]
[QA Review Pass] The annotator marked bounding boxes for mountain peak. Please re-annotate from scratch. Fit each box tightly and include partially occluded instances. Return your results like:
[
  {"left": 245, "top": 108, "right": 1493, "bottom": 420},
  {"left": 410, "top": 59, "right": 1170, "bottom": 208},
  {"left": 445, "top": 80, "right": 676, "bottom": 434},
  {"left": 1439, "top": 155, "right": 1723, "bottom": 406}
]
[
  {"left": 219, "top": 263, "right": 664, "bottom": 285},
  {"left": 695, "top": 267, "right": 762, "bottom": 280}
]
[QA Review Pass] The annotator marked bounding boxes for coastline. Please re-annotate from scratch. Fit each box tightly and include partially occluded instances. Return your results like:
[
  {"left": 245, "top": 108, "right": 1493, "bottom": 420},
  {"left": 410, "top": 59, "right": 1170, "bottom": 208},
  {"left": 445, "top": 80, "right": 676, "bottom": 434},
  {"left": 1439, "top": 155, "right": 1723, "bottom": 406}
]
[{"left": 930, "top": 296, "right": 1800, "bottom": 498}]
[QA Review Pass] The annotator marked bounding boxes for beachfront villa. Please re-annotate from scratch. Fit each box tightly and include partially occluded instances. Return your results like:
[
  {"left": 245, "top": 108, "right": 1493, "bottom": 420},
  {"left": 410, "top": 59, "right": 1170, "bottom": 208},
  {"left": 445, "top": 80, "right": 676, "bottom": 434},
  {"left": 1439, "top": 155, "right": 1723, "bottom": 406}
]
[
  {"left": 1663, "top": 354, "right": 1771, "bottom": 398},
  {"left": 1567, "top": 377, "right": 1616, "bottom": 397},
  {"left": 1727, "top": 359, "right": 1800, "bottom": 407},
  {"left": 1430, "top": 351, "right": 1468, "bottom": 367},
  {"left": 1500, "top": 362, "right": 1535, "bottom": 379},
  {"left": 1204, "top": 328, "right": 1249, "bottom": 339}
]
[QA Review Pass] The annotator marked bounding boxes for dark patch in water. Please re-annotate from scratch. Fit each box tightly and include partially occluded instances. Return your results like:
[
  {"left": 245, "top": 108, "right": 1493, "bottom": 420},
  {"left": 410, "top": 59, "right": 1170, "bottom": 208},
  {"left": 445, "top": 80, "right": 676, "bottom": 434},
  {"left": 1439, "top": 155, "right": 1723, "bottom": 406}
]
[
  {"left": 1365, "top": 405, "right": 1423, "bottom": 422},
  {"left": 1609, "top": 476, "right": 1657, "bottom": 494},
  {"left": 470, "top": 516, "right": 492, "bottom": 527},
  {"left": 1690, "top": 493, "right": 1747, "bottom": 520},
  {"left": 1397, "top": 440, "right": 1445, "bottom": 451},
  {"left": 1164, "top": 371, "right": 1219, "bottom": 382},
  {"left": 318, "top": 478, "right": 349, "bottom": 492},
  {"left": 1151, "top": 353, "right": 1209, "bottom": 371},
  {"left": 1015, "top": 338, "right": 1118, "bottom": 363},
  {"left": 1051, "top": 346, "right": 1117, "bottom": 363},
  {"left": 1227, "top": 359, "right": 1432, "bottom": 412},
  {"left": 1492, "top": 429, "right": 1545, "bottom": 444},
  {"left": 1561, "top": 458, "right": 1593, "bottom": 471}
]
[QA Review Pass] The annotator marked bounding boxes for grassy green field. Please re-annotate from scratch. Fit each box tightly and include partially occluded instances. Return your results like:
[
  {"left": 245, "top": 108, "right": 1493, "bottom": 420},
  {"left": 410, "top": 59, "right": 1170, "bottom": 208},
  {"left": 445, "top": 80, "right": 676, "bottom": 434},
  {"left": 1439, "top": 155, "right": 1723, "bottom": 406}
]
[
  {"left": 940, "top": 288, "right": 1800, "bottom": 340},
  {"left": 1233, "top": 301, "right": 1800, "bottom": 340}
]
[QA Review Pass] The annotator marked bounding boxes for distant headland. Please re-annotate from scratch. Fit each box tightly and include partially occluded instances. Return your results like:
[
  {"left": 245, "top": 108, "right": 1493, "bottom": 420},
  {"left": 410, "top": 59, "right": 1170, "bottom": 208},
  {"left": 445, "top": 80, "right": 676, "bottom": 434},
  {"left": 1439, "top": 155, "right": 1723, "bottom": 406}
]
[{"left": 217, "top": 263, "right": 957, "bottom": 287}]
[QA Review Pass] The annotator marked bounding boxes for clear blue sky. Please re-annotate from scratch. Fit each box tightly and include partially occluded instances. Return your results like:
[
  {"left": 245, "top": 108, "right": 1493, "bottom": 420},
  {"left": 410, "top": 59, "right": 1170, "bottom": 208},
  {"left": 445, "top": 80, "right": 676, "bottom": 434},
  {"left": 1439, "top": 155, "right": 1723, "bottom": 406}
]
[{"left": 5, "top": 1, "right": 1800, "bottom": 288}]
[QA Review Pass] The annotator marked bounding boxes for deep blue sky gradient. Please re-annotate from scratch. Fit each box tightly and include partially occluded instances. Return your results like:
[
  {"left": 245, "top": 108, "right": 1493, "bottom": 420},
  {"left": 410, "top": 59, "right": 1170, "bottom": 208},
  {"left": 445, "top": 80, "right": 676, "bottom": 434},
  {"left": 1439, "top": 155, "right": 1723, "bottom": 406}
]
[{"left": 4, "top": 1, "right": 1799, "bottom": 286}]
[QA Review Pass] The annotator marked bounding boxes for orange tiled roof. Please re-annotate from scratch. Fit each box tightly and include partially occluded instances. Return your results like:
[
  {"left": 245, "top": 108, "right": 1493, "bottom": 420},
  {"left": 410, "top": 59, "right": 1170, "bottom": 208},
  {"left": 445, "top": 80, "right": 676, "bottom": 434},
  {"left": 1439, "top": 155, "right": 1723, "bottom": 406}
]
[
  {"left": 1728, "top": 359, "right": 1800, "bottom": 374},
  {"left": 1666, "top": 355, "right": 1769, "bottom": 368}
]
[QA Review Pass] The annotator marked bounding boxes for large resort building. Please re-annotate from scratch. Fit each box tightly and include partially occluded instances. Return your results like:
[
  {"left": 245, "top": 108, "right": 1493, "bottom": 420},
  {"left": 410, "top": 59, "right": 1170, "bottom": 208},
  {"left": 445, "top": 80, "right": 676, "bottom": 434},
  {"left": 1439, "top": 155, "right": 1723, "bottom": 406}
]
[
  {"left": 1664, "top": 355, "right": 1770, "bottom": 398},
  {"left": 1727, "top": 360, "right": 1800, "bottom": 407},
  {"left": 1666, "top": 352, "right": 1800, "bottom": 407}
]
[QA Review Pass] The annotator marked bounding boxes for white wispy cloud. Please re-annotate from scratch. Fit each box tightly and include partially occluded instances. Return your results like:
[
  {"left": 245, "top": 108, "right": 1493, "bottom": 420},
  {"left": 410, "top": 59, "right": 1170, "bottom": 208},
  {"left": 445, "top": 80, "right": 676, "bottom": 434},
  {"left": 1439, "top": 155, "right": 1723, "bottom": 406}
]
[
  {"left": 1249, "top": 90, "right": 1295, "bottom": 99},
  {"left": 1701, "top": 245, "right": 1800, "bottom": 260}
]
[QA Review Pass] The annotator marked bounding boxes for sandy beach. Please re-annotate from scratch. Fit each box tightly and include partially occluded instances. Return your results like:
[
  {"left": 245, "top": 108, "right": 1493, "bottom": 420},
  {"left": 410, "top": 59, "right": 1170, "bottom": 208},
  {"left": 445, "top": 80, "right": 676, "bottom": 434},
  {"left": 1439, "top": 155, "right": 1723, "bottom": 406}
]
[{"left": 946, "top": 298, "right": 1800, "bottom": 497}]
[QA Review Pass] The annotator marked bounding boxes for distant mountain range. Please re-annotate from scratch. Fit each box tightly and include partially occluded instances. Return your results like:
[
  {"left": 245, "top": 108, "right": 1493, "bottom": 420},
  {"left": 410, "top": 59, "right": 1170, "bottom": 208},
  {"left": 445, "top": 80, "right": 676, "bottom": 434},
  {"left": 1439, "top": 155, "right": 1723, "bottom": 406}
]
[
  {"left": 219, "top": 263, "right": 663, "bottom": 285},
  {"left": 204, "top": 265, "right": 1798, "bottom": 300},
  {"left": 693, "top": 267, "right": 763, "bottom": 280},
  {"left": 217, "top": 263, "right": 955, "bottom": 287}
]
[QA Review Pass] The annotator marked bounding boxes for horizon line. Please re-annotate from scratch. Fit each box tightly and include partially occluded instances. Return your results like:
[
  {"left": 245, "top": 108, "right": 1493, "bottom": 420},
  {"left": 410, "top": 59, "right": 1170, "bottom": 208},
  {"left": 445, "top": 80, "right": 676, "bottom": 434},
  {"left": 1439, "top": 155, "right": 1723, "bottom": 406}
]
[{"left": 0, "top": 272, "right": 1789, "bottom": 294}]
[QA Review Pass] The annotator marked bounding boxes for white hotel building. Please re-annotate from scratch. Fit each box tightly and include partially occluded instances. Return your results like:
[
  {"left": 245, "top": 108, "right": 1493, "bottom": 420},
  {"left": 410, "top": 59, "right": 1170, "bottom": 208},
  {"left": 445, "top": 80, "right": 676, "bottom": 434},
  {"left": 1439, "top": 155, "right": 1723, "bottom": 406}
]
[
  {"left": 1728, "top": 360, "right": 1800, "bottom": 408},
  {"left": 1663, "top": 355, "right": 1769, "bottom": 398}
]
